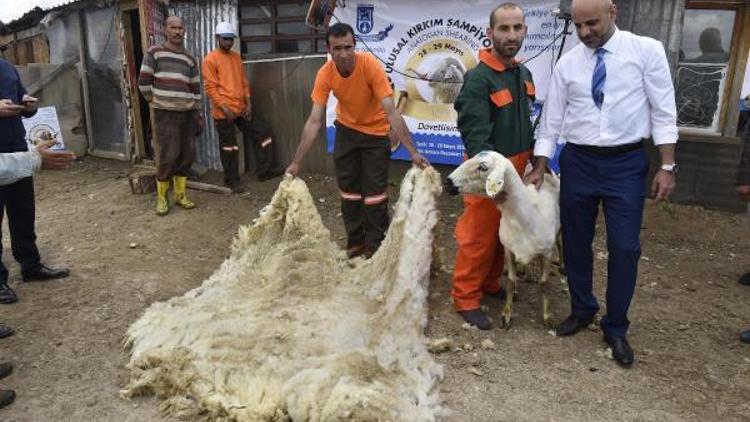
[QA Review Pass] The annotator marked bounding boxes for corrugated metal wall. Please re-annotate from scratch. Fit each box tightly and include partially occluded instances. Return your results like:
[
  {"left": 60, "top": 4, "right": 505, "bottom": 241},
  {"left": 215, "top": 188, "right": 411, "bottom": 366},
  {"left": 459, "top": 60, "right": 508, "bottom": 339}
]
[{"left": 169, "top": 0, "right": 238, "bottom": 170}]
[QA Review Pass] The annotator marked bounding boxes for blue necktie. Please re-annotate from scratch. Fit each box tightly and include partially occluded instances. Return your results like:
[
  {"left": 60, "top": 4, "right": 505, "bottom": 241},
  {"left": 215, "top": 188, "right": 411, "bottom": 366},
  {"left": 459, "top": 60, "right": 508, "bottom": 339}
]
[{"left": 591, "top": 48, "right": 606, "bottom": 109}]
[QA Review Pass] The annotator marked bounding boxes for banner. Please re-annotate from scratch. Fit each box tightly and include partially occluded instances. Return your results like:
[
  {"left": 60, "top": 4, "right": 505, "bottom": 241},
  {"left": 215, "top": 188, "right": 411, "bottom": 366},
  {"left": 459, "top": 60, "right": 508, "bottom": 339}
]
[{"left": 326, "top": 0, "right": 577, "bottom": 165}]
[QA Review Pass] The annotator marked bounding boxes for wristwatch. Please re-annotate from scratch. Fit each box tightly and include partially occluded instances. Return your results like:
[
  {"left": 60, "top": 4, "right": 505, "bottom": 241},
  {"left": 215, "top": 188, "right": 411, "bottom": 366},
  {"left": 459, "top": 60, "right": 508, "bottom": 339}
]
[{"left": 660, "top": 163, "right": 678, "bottom": 174}]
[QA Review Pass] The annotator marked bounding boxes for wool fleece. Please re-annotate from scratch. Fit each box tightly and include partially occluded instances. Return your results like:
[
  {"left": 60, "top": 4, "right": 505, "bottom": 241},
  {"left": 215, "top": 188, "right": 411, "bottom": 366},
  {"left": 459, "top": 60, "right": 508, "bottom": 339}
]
[{"left": 122, "top": 167, "right": 445, "bottom": 421}]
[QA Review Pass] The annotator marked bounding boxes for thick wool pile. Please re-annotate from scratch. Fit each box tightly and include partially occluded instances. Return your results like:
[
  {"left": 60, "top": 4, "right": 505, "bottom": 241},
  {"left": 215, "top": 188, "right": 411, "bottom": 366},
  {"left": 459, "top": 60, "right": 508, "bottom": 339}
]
[{"left": 122, "top": 167, "right": 445, "bottom": 421}]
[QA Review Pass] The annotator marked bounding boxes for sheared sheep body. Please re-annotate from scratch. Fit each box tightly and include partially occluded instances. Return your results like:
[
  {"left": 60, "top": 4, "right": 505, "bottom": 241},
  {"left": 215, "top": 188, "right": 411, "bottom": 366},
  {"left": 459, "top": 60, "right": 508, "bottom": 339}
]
[{"left": 446, "top": 151, "right": 560, "bottom": 328}]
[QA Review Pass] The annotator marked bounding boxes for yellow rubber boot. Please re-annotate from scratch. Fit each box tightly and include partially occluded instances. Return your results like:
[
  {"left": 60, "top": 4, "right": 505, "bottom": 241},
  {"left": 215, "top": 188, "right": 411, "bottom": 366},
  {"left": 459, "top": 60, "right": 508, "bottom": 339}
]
[
  {"left": 173, "top": 176, "right": 195, "bottom": 209},
  {"left": 156, "top": 180, "right": 170, "bottom": 216}
]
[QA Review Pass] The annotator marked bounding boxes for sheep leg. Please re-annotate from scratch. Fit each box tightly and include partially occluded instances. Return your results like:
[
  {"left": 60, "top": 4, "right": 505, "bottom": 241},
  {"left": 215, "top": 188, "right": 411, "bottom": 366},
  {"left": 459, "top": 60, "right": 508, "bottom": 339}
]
[
  {"left": 555, "top": 233, "right": 565, "bottom": 276},
  {"left": 501, "top": 249, "right": 516, "bottom": 330},
  {"left": 540, "top": 256, "right": 553, "bottom": 328}
]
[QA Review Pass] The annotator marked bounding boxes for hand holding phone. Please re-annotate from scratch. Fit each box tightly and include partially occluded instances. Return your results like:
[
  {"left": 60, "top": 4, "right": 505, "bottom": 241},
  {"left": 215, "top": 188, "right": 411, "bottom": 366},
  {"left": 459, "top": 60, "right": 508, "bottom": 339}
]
[
  {"left": 21, "top": 94, "right": 38, "bottom": 113},
  {"left": 0, "top": 98, "right": 24, "bottom": 117}
]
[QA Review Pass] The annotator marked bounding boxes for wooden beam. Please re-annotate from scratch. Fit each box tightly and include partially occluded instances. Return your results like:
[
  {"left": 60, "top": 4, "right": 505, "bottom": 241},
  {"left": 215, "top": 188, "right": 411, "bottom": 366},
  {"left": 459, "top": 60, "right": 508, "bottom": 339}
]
[
  {"left": 186, "top": 180, "right": 233, "bottom": 195},
  {"left": 121, "top": 10, "right": 147, "bottom": 160},
  {"left": 722, "top": 4, "right": 749, "bottom": 138},
  {"left": 78, "top": 9, "right": 94, "bottom": 154},
  {"left": 25, "top": 58, "right": 79, "bottom": 96}
]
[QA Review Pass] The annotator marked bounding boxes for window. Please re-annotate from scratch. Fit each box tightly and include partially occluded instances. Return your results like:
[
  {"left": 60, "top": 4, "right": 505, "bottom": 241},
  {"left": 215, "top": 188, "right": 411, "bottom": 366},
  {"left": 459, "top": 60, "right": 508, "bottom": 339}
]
[
  {"left": 239, "top": 1, "right": 326, "bottom": 57},
  {"left": 676, "top": 1, "right": 749, "bottom": 136}
]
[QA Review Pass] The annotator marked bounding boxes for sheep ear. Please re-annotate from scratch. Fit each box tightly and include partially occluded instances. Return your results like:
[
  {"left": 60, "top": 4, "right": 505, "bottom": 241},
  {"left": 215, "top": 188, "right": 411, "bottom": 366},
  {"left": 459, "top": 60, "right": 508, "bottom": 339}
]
[{"left": 484, "top": 167, "right": 504, "bottom": 198}]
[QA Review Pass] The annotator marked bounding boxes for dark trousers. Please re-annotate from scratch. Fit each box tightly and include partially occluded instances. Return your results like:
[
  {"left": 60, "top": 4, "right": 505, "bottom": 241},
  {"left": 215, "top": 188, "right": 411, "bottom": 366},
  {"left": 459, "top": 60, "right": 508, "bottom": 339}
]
[
  {"left": 0, "top": 177, "right": 41, "bottom": 285},
  {"left": 559, "top": 143, "right": 648, "bottom": 338},
  {"left": 333, "top": 122, "right": 390, "bottom": 252},
  {"left": 215, "top": 116, "right": 272, "bottom": 184},
  {"left": 153, "top": 108, "right": 196, "bottom": 181}
]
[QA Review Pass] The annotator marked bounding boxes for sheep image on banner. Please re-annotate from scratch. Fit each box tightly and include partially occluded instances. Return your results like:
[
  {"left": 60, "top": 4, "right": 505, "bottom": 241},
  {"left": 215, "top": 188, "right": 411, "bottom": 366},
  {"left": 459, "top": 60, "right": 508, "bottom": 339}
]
[{"left": 122, "top": 167, "right": 445, "bottom": 421}]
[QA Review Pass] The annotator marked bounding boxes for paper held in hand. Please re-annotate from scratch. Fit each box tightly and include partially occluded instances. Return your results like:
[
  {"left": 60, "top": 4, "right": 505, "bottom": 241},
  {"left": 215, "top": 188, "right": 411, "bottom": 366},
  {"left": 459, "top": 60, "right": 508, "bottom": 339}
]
[{"left": 22, "top": 106, "right": 65, "bottom": 151}]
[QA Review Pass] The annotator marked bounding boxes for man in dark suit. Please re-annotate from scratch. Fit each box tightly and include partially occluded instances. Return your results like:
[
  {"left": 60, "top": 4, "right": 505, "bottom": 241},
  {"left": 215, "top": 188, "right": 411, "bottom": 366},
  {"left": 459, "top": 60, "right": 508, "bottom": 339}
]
[{"left": 0, "top": 58, "right": 71, "bottom": 305}]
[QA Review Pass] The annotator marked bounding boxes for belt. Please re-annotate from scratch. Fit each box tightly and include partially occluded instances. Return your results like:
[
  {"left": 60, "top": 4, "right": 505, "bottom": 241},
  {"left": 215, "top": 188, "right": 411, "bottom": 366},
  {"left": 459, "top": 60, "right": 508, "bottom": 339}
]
[{"left": 568, "top": 140, "right": 644, "bottom": 156}]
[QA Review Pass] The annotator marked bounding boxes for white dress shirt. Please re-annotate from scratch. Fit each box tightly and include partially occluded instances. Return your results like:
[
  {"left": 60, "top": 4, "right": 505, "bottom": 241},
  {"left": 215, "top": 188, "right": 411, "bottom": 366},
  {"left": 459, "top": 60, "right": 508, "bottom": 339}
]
[
  {"left": 0, "top": 147, "right": 41, "bottom": 186},
  {"left": 534, "top": 29, "right": 678, "bottom": 159}
]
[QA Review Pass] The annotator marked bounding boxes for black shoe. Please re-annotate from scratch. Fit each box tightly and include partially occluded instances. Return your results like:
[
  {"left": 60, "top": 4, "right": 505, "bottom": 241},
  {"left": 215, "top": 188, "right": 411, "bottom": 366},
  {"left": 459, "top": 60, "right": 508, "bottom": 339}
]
[
  {"left": 555, "top": 314, "right": 593, "bottom": 337},
  {"left": 21, "top": 264, "right": 70, "bottom": 282},
  {"left": 0, "top": 389, "right": 15, "bottom": 409},
  {"left": 258, "top": 168, "right": 284, "bottom": 182},
  {"left": 741, "top": 329, "right": 750, "bottom": 344},
  {"left": 604, "top": 334, "right": 634, "bottom": 367},
  {"left": 739, "top": 272, "right": 750, "bottom": 286},
  {"left": 0, "top": 362, "right": 12, "bottom": 380},
  {"left": 226, "top": 181, "right": 245, "bottom": 194},
  {"left": 0, "top": 285, "right": 17, "bottom": 304},
  {"left": 458, "top": 309, "right": 491, "bottom": 330},
  {"left": 0, "top": 324, "right": 14, "bottom": 339},
  {"left": 485, "top": 288, "right": 507, "bottom": 301}
]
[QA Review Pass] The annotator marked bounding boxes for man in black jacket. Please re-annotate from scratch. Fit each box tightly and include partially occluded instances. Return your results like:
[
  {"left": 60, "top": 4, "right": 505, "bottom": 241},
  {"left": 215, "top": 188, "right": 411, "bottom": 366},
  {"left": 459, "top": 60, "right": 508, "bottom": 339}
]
[{"left": 0, "top": 58, "right": 70, "bottom": 306}]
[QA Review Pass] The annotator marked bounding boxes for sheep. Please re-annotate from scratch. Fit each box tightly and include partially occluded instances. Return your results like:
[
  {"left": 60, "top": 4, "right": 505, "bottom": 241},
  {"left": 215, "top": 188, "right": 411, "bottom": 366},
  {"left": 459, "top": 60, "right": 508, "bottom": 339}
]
[
  {"left": 445, "top": 151, "right": 560, "bottom": 328},
  {"left": 408, "top": 57, "right": 465, "bottom": 104}
]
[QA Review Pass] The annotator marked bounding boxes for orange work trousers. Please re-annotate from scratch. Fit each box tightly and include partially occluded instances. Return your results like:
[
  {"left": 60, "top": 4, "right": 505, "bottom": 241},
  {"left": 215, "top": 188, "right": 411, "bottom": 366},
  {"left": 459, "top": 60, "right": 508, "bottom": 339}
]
[{"left": 451, "top": 150, "right": 531, "bottom": 311}]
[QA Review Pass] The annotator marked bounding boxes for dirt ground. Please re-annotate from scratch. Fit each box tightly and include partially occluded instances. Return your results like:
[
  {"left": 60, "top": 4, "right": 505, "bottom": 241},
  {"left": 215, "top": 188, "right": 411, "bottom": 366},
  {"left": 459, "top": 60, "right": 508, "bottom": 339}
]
[{"left": 1, "top": 156, "right": 749, "bottom": 422}]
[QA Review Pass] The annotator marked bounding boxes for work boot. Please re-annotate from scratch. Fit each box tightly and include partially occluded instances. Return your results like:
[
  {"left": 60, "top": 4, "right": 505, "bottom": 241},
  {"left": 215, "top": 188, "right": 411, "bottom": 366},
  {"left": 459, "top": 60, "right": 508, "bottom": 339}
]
[
  {"left": 0, "top": 389, "right": 14, "bottom": 409},
  {"left": 226, "top": 180, "right": 245, "bottom": 194},
  {"left": 156, "top": 180, "right": 170, "bottom": 216},
  {"left": 173, "top": 176, "right": 195, "bottom": 209},
  {"left": 458, "top": 309, "right": 491, "bottom": 330},
  {"left": 258, "top": 168, "right": 285, "bottom": 182}
]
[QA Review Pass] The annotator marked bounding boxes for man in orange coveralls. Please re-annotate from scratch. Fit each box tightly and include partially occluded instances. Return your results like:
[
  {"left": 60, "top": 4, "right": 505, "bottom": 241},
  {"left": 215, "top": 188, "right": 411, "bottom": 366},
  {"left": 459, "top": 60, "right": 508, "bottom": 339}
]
[
  {"left": 451, "top": 3, "right": 536, "bottom": 329},
  {"left": 202, "top": 22, "right": 282, "bottom": 193}
]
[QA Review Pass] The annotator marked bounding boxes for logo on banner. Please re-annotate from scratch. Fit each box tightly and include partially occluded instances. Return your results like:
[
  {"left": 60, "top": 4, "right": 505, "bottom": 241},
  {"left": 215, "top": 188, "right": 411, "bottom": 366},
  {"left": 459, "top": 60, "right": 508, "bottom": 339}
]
[{"left": 357, "top": 4, "right": 374, "bottom": 34}]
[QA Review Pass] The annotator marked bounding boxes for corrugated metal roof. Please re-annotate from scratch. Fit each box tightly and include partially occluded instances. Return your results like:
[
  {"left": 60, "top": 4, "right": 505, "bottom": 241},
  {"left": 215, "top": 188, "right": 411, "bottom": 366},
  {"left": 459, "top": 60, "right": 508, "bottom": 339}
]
[{"left": 2, "top": 0, "right": 113, "bottom": 33}]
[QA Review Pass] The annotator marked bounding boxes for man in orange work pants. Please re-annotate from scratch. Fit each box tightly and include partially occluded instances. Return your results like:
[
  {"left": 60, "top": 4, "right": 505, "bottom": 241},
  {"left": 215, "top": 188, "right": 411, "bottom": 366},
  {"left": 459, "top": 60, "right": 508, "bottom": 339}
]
[{"left": 452, "top": 3, "right": 536, "bottom": 329}]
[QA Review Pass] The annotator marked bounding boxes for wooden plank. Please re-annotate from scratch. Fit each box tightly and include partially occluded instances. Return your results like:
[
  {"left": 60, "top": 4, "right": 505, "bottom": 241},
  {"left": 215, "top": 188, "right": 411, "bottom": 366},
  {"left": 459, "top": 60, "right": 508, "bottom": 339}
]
[
  {"left": 121, "top": 11, "right": 147, "bottom": 160},
  {"left": 248, "top": 56, "right": 331, "bottom": 175},
  {"left": 722, "top": 5, "right": 749, "bottom": 137},
  {"left": 25, "top": 58, "right": 79, "bottom": 96},
  {"left": 78, "top": 10, "right": 94, "bottom": 154},
  {"left": 120, "top": 0, "right": 138, "bottom": 11},
  {"left": 186, "top": 180, "right": 233, "bottom": 195}
]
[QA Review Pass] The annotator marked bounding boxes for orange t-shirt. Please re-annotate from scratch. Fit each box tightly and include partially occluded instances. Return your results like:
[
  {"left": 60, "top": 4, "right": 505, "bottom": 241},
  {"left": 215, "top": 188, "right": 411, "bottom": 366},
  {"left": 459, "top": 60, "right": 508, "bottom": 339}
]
[
  {"left": 202, "top": 49, "right": 251, "bottom": 119},
  {"left": 311, "top": 52, "right": 393, "bottom": 136}
]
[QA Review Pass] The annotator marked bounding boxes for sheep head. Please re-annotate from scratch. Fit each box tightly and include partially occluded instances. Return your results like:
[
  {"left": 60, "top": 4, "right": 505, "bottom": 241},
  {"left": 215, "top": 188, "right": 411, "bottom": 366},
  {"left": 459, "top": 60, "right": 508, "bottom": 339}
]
[
  {"left": 428, "top": 57, "right": 465, "bottom": 104},
  {"left": 444, "top": 151, "right": 508, "bottom": 199}
]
